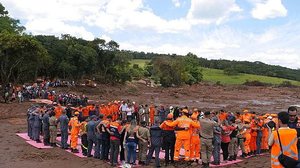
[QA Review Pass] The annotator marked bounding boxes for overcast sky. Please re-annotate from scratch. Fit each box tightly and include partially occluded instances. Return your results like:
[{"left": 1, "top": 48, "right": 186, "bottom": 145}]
[{"left": 2, "top": 0, "right": 300, "bottom": 69}]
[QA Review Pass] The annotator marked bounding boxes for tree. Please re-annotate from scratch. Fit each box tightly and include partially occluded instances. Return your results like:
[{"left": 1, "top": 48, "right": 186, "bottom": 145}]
[
  {"left": 0, "top": 32, "right": 48, "bottom": 84},
  {"left": 0, "top": 3, "right": 25, "bottom": 34}
]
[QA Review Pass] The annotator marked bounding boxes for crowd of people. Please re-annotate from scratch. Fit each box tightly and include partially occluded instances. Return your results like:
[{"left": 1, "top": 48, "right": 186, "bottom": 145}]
[
  {"left": 2, "top": 81, "right": 88, "bottom": 107},
  {"left": 26, "top": 96, "right": 300, "bottom": 168}
]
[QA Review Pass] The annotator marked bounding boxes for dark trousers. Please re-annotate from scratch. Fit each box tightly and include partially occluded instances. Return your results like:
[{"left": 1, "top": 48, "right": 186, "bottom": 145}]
[
  {"left": 43, "top": 127, "right": 50, "bottom": 145},
  {"left": 256, "top": 131, "right": 262, "bottom": 154},
  {"left": 81, "top": 134, "right": 88, "bottom": 155},
  {"left": 28, "top": 120, "right": 32, "bottom": 138},
  {"left": 94, "top": 138, "right": 102, "bottom": 158},
  {"left": 33, "top": 126, "right": 40, "bottom": 141},
  {"left": 164, "top": 138, "right": 175, "bottom": 163},
  {"left": 120, "top": 140, "right": 125, "bottom": 161},
  {"left": 221, "top": 142, "right": 229, "bottom": 161},
  {"left": 101, "top": 139, "right": 110, "bottom": 160},
  {"left": 212, "top": 140, "right": 221, "bottom": 163},
  {"left": 87, "top": 137, "right": 96, "bottom": 156},
  {"left": 146, "top": 145, "right": 161, "bottom": 167},
  {"left": 61, "top": 130, "right": 68, "bottom": 148},
  {"left": 110, "top": 139, "right": 120, "bottom": 165}
]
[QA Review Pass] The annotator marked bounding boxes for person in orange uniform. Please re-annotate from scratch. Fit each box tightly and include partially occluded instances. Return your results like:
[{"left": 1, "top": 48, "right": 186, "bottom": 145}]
[
  {"left": 190, "top": 113, "right": 201, "bottom": 164},
  {"left": 243, "top": 119, "right": 251, "bottom": 156},
  {"left": 54, "top": 104, "right": 63, "bottom": 119},
  {"left": 160, "top": 113, "right": 176, "bottom": 166},
  {"left": 261, "top": 117, "right": 269, "bottom": 152},
  {"left": 242, "top": 110, "right": 252, "bottom": 123},
  {"left": 219, "top": 110, "right": 228, "bottom": 122},
  {"left": 249, "top": 117, "right": 258, "bottom": 155},
  {"left": 164, "top": 109, "right": 200, "bottom": 161},
  {"left": 68, "top": 111, "right": 82, "bottom": 153},
  {"left": 149, "top": 104, "right": 155, "bottom": 126},
  {"left": 268, "top": 111, "right": 298, "bottom": 168}
]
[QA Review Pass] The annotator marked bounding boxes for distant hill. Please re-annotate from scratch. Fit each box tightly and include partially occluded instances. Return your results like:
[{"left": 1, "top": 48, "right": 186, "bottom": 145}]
[
  {"left": 130, "top": 59, "right": 300, "bottom": 86},
  {"left": 123, "top": 50, "right": 300, "bottom": 82}
]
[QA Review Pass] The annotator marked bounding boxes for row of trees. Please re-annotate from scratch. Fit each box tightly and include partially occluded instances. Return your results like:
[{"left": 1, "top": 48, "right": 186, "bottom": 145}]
[{"left": 0, "top": 3, "right": 134, "bottom": 85}]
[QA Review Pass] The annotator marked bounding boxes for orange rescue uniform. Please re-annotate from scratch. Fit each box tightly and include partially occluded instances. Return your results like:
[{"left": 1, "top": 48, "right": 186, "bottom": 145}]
[
  {"left": 165, "top": 115, "right": 200, "bottom": 161},
  {"left": 68, "top": 116, "right": 81, "bottom": 150}
]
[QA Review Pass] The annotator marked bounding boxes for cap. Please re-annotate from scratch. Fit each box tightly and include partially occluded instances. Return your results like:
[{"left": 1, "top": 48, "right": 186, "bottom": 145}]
[
  {"left": 267, "top": 116, "right": 273, "bottom": 120},
  {"left": 169, "top": 106, "right": 174, "bottom": 109},
  {"left": 167, "top": 113, "right": 173, "bottom": 119},
  {"left": 74, "top": 111, "right": 80, "bottom": 115},
  {"left": 243, "top": 109, "right": 249, "bottom": 113},
  {"left": 244, "top": 118, "right": 250, "bottom": 123}
]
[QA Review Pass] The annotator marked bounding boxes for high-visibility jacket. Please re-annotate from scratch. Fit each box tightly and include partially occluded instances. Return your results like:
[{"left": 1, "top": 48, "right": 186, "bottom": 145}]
[
  {"left": 165, "top": 115, "right": 200, "bottom": 139},
  {"left": 271, "top": 128, "right": 298, "bottom": 168}
]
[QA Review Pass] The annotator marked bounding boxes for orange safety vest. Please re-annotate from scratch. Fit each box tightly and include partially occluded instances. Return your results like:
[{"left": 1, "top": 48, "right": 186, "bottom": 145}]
[{"left": 271, "top": 128, "right": 298, "bottom": 168}]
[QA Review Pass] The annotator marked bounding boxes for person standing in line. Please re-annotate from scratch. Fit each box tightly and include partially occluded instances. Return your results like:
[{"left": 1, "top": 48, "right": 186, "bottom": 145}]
[
  {"left": 49, "top": 111, "right": 58, "bottom": 147},
  {"left": 124, "top": 119, "right": 139, "bottom": 165},
  {"left": 57, "top": 110, "right": 69, "bottom": 149},
  {"left": 86, "top": 115, "right": 97, "bottom": 157},
  {"left": 80, "top": 118, "right": 88, "bottom": 156},
  {"left": 33, "top": 108, "right": 42, "bottom": 143},
  {"left": 68, "top": 111, "right": 81, "bottom": 153},
  {"left": 42, "top": 110, "right": 50, "bottom": 146},
  {"left": 145, "top": 118, "right": 163, "bottom": 167},
  {"left": 211, "top": 113, "right": 222, "bottom": 166},
  {"left": 94, "top": 114, "right": 104, "bottom": 159},
  {"left": 268, "top": 111, "right": 298, "bottom": 168},
  {"left": 107, "top": 118, "right": 123, "bottom": 166},
  {"left": 287, "top": 106, "right": 300, "bottom": 160},
  {"left": 137, "top": 121, "right": 150, "bottom": 165},
  {"left": 199, "top": 111, "right": 219, "bottom": 168},
  {"left": 160, "top": 113, "right": 176, "bottom": 166}
]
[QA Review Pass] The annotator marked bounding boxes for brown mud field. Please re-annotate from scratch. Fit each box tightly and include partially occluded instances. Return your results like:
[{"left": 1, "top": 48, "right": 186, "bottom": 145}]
[{"left": 1, "top": 83, "right": 300, "bottom": 168}]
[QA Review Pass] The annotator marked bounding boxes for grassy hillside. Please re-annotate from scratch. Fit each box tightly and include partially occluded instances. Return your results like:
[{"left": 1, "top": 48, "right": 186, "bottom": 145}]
[
  {"left": 202, "top": 68, "right": 300, "bottom": 86},
  {"left": 130, "top": 59, "right": 300, "bottom": 86}
]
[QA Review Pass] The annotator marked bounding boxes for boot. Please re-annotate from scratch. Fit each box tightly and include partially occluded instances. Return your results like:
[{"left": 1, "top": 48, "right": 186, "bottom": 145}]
[
  {"left": 228, "top": 156, "right": 233, "bottom": 161},
  {"left": 233, "top": 154, "right": 237, "bottom": 160}
]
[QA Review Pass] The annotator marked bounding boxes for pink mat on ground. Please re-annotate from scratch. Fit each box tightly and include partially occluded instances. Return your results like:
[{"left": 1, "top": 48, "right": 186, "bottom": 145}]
[
  {"left": 26, "top": 140, "right": 53, "bottom": 149},
  {"left": 16, "top": 133, "right": 53, "bottom": 149},
  {"left": 16, "top": 133, "right": 32, "bottom": 141}
]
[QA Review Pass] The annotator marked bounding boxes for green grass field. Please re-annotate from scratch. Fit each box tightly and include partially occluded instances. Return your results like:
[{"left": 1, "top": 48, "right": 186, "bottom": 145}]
[
  {"left": 130, "top": 59, "right": 150, "bottom": 68},
  {"left": 202, "top": 68, "right": 300, "bottom": 86},
  {"left": 130, "top": 59, "right": 300, "bottom": 86}
]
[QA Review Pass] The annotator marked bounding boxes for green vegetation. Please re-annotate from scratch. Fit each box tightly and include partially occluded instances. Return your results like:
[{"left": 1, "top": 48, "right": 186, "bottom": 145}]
[
  {"left": 202, "top": 68, "right": 300, "bottom": 86},
  {"left": 130, "top": 59, "right": 300, "bottom": 86},
  {"left": 130, "top": 59, "right": 150, "bottom": 68}
]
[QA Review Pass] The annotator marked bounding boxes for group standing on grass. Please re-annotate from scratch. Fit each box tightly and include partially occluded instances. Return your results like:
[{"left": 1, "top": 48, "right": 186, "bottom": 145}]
[{"left": 27, "top": 98, "right": 300, "bottom": 168}]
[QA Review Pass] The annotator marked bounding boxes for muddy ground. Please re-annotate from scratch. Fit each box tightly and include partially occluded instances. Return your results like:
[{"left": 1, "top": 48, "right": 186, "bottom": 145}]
[{"left": 1, "top": 83, "right": 299, "bottom": 168}]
